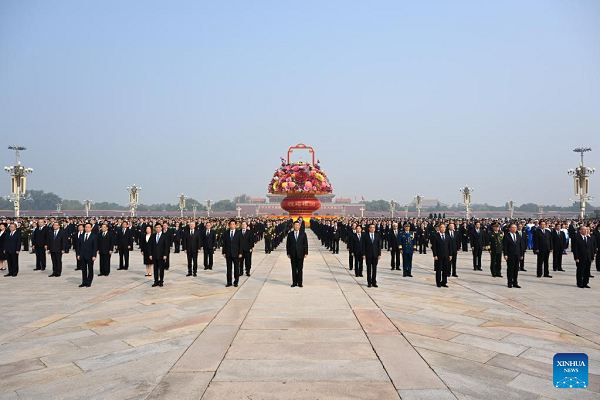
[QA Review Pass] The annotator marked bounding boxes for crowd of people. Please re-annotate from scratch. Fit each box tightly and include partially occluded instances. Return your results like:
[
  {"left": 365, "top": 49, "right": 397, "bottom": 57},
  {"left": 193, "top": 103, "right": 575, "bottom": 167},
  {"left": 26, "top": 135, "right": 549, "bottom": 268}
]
[
  {"left": 1, "top": 214, "right": 598, "bottom": 291},
  {"left": 311, "top": 216, "right": 599, "bottom": 290},
  {"left": 0, "top": 216, "right": 291, "bottom": 287}
]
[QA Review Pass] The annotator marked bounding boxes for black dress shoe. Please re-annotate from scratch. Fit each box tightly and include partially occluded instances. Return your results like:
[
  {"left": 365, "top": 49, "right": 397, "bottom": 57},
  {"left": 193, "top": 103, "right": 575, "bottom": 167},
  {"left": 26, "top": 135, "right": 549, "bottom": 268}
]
[
  {"left": 585, "top": 285, "right": 591, "bottom": 288},
  {"left": 507, "top": 285, "right": 512, "bottom": 288},
  {"left": 97, "top": 274, "right": 104, "bottom": 276},
  {"left": 233, "top": 283, "right": 238, "bottom": 287},
  {"left": 79, "top": 284, "right": 86, "bottom": 287},
  {"left": 4, "top": 274, "right": 12, "bottom": 277},
  {"left": 589, "top": 275, "right": 595, "bottom": 278},
  {"left": 452, "top": 274, "right": 458, "bottom": 277},
  {"left": 75, "top": 268, "right": 81, "bottom": 271},
  {"left": 193, "top": 273, "right": 197, "bottom": 277},
  {"left": 497, "top": 275, "right": 503, "bottom": 278},
  {"left": 152, "top": 283, "right": 159, "bottom": 287},
  {"left": 48, "top": 274, "right": 55, "bottom": 277},
  {"left": 442, "top": 284, "right": 448, "bottom": 287},
  {"left": 298, "top": 284, "right": 303, "bottom": 287},
  {"left": 391, "top": 268, "right": 395, "bottom": 270},
  {"left": 226, "top": 283, "right": 232, "bottom": 287},
  {"left": 186, "top": 273, "right": 192, "bottom": 277},
  {"left": 544, "top": 275, "right": 553, "bottom": 278},
  {"left": 86, "top": 284, "right": 91, "bottom": 287},
  {"left": 407, "top": 274, "right": 413, "bottom": 277},
  {"left": 558, "top": 269, "right": 565, "bottom": 271},
  {"left": 159, "top": 283, "right": 163, "bottom": 287},
  {"left": 367, "top": 284, "right": 371, "bottom": 287},
  {"left": 246, "top": 273, "right": 250, "bottom": 276},
  {"left": 34, "top": 268, "right": 41, "bottom": 271},
  {"left": 372, "top": 284, "right": 378, "bottom": 288},
  {"left": 513, "top": 284, "right": 521, "bottom": 288},
  {"left": 291, "top": 284, "right": 297, "bottom": 287}
]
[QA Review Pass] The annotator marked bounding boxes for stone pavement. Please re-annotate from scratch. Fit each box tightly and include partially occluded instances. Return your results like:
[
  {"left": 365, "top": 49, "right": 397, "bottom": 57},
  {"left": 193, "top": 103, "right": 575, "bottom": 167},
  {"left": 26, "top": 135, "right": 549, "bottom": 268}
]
[{"left": 0, "top": 232, "right": 599, "bottom": 399}]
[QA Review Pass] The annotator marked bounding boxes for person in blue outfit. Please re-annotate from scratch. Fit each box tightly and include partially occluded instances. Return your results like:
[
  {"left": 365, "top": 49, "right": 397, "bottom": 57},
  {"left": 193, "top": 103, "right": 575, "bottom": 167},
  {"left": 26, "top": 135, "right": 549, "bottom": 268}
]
[{"left": 399, "top": 223, "right": 416, "bottom": 277}]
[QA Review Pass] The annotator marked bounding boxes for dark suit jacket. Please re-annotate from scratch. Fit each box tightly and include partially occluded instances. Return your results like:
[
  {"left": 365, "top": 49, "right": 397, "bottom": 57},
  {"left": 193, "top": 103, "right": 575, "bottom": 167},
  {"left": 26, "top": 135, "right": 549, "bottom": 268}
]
[
  {"left": 72, "top": 231, "right": 85, "bottom": 255},
  {"left": 150, "top": 232, "right": 170, "bottom": 260},
  {"left": 388, "top": 230, "right": 400, "bottom": 250},
  {"left": 32, "top": 226, "right": 49, "bottom": 247},
  {"left": 78, "top": 233, "right": 98, "bottom": 260},
  {"left": 503, "top": 232, "right": 523, "bottom": 258},
  {"left": 469, "top": 229, "right": 485, "bottom": 249},
  {"left": 431, "top": 232, "right": 451, "bottom": 271},
  {"left": 349, "top": 233, "right": 366, "bottom": 256},
  {"left": 222, "top": 229, "right": 242, "bottom": 258},
  {"left": 98, "top": 231, "right": 114, "bottom": 254},
  {"left": 48, "top": 229, "right": 68, "bottom": 253},
  {"left": 203, "top": 230, "right": 216, "bottom": 251},
  {"left": 183, "top": 230, "right": 202, "bottom": 253},
  {"left": 533, "top": 229, "right": 553, "bottom": 253},
  {"left": 572, "top": 234, "right": 594, "bottom": 263},
  {"left": 550, "top": 230, "right": 566, "bottom": 251},
  {"left": 364, "top": 232, "right": 381, "bottom": 258},
  {"left": 116, "top": 228, "right": 133, "bottom": 250},
  {"left": 447, "top": 230, "right": 459, "bottom": 254},
  {"left": 240, "top": 230, "right": 254, "bottom": 251},
  {"left": 3, "top": 230, "right": 22, "bottom": 253},
  {"left": 286, "top": 230, "right": 308, "bottom": 259}
]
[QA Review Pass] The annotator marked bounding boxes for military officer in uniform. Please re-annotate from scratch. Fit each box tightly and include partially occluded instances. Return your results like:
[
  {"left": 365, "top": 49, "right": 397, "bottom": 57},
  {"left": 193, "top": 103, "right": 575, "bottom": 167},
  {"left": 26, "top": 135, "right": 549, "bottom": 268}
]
[
  {"left": 488, "top": 223, "right": 504, "bottom": 277},
  {"left": 398, "top": 223, "right": 415, "bottom": 277}
]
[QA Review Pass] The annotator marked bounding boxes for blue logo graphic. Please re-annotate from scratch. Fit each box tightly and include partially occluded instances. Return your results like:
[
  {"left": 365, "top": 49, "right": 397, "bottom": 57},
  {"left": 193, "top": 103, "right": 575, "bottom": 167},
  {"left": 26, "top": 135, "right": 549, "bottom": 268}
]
[{"left": 553, "top": 353, "right": 588, "bottom": 389}]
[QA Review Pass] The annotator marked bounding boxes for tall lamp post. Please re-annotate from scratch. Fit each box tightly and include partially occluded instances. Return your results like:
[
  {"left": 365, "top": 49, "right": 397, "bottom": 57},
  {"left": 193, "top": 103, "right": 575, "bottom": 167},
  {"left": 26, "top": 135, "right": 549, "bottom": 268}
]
[
  {"left": 567, "top": 147, "right": 595, "bottom": 219},
  {"left": 206, "top": 199, "right": 212, "bottom": 218},
  {"left": 84, "top": 199, "right": 92, "bottom": 218},
  {"left": 414, "top": 195, "right": 423, "bottom": 218},
  {"left": 192, "top": 204, "right": 198, "bottom": 219},
  {"left": 127, "top": 184, "right": 141, "bottom": 217},
  {"left": 359, "top": 207, "right": 365, "bottom": 218},
  {"left": 508, "top": 200, "right": 514, "bottom": 220},
  {"left": 460, "top": 186, "right": 474, "bottom": 219},
  {"left": 404, "top": 204, "right": 409, "bottom": 219},
  {"left": 178, "top": 193, "right": 187, "bottom": 218},
  {"left": 389, "top": 200, "right": 396, "bottom": 218},
  {"left": 4, "top": 146, "right": 33, "bottom": 218},
  {"left": 236, "top": 206, "right": 242, "bottom": 218},
  {"left": 341, "top": 205, "right": 346, "bottom": 217},
  {"left": 56, "top": 203, "right": 62, "bottom": 214},
  {"left": 255, "top": 205, "right": 260, "bottom": 216}
]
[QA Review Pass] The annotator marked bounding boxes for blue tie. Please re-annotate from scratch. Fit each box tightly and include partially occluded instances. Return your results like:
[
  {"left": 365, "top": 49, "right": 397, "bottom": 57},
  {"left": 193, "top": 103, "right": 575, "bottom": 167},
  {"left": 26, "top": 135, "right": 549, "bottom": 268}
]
[
  {"left": 295, "top": 232, "right": 298, "bottom": 241},
  {"left": 231, "top": 231, "right": 234, "bottom": 240},
  {"left": 156, "top": 234, "right": 159, "bottom": 244},
  {"left": 54, "top": 231, "right": 57, "bottom": 239}
]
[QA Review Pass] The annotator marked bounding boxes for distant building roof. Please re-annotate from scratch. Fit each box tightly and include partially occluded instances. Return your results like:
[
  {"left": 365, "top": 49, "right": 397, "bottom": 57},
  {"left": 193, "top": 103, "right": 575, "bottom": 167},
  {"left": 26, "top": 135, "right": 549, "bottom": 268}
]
[{"left": 411, "top": 198, "right": 449, "bottom": 208}]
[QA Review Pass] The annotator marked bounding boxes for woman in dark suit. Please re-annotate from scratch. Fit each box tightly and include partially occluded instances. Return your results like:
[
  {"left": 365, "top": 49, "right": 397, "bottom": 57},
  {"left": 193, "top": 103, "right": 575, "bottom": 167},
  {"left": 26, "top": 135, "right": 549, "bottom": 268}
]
[{"left": 140, "top": 225, "right": 153, "bottom": 276}]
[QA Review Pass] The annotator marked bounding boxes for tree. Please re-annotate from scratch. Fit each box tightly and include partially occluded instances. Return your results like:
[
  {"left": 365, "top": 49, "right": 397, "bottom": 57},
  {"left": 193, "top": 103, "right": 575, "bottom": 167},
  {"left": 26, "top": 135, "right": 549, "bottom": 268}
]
[{"left": 212, "top": 199, "right": 235, "bottom": 211}]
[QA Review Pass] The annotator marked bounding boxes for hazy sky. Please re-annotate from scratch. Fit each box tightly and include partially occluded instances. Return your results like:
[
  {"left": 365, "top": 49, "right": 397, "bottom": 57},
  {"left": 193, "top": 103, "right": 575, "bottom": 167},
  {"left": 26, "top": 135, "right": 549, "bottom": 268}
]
[{"left": 1, "top": 0, "right": 599, "bottom": 206}]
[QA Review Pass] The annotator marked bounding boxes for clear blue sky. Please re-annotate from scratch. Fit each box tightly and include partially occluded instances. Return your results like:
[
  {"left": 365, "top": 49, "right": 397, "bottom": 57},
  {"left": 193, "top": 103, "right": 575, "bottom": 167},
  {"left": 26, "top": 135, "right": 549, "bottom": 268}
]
[{"left": 1, "top": 0, "right": 599, "bottom": 206}]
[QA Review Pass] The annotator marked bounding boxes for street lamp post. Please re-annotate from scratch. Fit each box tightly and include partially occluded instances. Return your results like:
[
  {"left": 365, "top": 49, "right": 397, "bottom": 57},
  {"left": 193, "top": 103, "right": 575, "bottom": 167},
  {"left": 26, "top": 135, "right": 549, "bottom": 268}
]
[
  {"left": 192, "top": 204, "right": 198, "bottom": 219},
  {"left": 178, "top": 193, "right": 187, "bottom": 218},
  {"left": 236, "top": 206, "right": 242, "bottom": 218},
  {"left": 56, "top": 203, "right": 62, "bottom": 213},
  {"left": 127, "top": 184, "right": 141, "bottom": 217},
  {"left": 460, "top": 186, "right": 474, "bottom": 219},
  {"left": 341, "top": 205, "right": 346, "bottom": 217},
  {"left": 4, "top": 146, "right": 33, "bottom": 218},
  {"left": 206, "top": 199, "right": 212, "bottom": 218},
  {"left": 404, "top": 204, "right": 409, "bottom": 219},
  {"left": 255, "top": 205, "right": 260, "bottom": 216},
  {"left": 359, "top": 207, "right": 365, "bottom": 218},
  {"left": 567, "top": 147, "right": 595, "bottom": 219},
  {"left": 508, "top": 200, "right": 514, "bottom": 220},
  {"left": 389, "top": 200, "right": 396, "bottom": 218},
  {"left": 537, "top": 204, "right": 544, "bottom": 217},
  {"left": 414, "top": 195, "right": 423, "bottom": 218},
  {"left": 84, "top": 199, "right": 92, "bottom": 218}
]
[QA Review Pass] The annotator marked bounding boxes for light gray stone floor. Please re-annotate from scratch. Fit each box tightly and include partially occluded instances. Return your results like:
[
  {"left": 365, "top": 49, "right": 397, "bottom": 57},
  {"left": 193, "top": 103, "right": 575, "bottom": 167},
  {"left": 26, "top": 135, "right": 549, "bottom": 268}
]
[{"left": 0, "top": 232, "right": 599, "bottom": 399}]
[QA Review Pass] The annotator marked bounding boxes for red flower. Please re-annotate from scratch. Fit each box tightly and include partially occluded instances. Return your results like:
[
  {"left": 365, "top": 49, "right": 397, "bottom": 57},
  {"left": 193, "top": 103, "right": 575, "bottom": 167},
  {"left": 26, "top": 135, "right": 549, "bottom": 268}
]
[{"left": 295, "top": 170, "right": 308, "bottom": 184}]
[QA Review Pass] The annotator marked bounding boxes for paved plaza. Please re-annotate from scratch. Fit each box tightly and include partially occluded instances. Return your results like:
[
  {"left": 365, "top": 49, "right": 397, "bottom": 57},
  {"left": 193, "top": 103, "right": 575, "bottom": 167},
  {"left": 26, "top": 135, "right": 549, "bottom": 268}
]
[{"left": 1, "top": 232, "right": 599, "bottom": 399}]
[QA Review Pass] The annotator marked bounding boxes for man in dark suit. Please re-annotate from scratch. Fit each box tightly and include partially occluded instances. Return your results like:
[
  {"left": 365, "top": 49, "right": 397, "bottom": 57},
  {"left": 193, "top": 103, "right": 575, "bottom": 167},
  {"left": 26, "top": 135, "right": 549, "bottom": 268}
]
[
  {"left": 97, "top": 223, "right": 114, "bottom": 276},
  {"left": 517, "top": 223, "right": 528, "bottom": 271},
  {"left": 222, "top": 220, "right": 242, "bottom": 287},
  {"left": 3, "top": 223, "right": 21, "bottom": 277},
  {"left": 347, "top": 223, "right": 357, "bottom": 271},
  {"left": 551, "top": 223, "right": 566, "bottom": 271},
  {"left": 151, "top": 223, "right": 170, "bottom": 287},
  {"left": 349, "top": 225, "right": 365, "bottom": 277},
  {"left": 203, "top": 222, "right": 216, "bottom": 270},
  {"left": 77, "top": 223, "right": 98, "bottom": 287},
  {"left": 503, "top": 223, "right": 524, "bottom": 288},
  {"left": 183, "top": 221, "right": 202, "bottom": 276},
  {"left": 364, "top": 224, "right": 381, "bottom": 288},
  {"left": 240, "top": 221, "right": 254, "bottom": 276},
  {"left": 388, "top": 223, "right": 401, "bottom": 271},
  {"left": 47, "top": 222, "right": 68, "bottom": 277},
  {"left": 447, "top": 223, "right": 460, "bottom": 277},
  {"left": 533, "top": 220, "right": 553, "bottom": 278},
  {"left": 31, "top": 219, "right": 48, "bottom": 271},
  {"left": 286, "top": 220, "right": 308, "bottom": 287},
  {"left": 469, "top": 222, "right": 485, "bottom": 271},
  {"left": 116, "top": 221, "right": 133, "bottom": 270},
  {"left": 72, "top": 224, "right": 85, "bottom": 270},
  {"left": 572, "top": 226, "right": 594, "bottom": 288},
  {"left": 162, "top": 222, "right": 173, "bottom": 270},
  {"left": 432, "top": 224, "right": 452, "bottom": 288}
]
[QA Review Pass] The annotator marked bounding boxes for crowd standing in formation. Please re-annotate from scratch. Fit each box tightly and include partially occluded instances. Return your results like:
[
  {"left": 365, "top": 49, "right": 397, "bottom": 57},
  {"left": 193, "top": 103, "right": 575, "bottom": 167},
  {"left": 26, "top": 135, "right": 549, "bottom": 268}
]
[
  {"left": 1, "top": 215, "right": 598, "bottom": 290},
  {"left": 311, "top": 216, "right": 599, "bottom": 289},
  {"left": 0, "top": 216, "right": 292, "bottom": 288}
]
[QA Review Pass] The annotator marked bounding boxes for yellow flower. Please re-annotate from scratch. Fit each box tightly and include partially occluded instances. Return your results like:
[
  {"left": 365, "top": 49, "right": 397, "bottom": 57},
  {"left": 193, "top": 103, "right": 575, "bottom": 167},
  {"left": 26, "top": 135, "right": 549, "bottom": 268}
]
[{"left": 316, "top": 173, "right": 324, "bottom": 181}]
